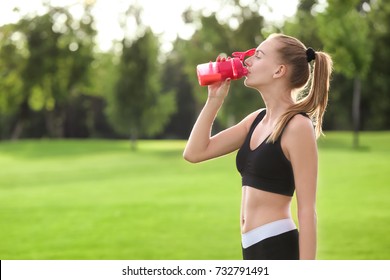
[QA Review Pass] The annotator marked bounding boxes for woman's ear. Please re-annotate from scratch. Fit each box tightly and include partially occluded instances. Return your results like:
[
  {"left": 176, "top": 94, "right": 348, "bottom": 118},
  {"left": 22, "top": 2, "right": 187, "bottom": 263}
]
[{"left": 273, "top": 65, "right": 287, "bottom": 78}]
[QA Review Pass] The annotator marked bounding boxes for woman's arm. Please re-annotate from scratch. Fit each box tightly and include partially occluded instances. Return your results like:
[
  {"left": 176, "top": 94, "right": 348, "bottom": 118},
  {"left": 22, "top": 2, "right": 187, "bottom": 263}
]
[
  {"left": 183, "top": 78, "right": 259, "bottom": 163},
  {"left": 283, "top": 114, "right": 318, "bottom": 259}
]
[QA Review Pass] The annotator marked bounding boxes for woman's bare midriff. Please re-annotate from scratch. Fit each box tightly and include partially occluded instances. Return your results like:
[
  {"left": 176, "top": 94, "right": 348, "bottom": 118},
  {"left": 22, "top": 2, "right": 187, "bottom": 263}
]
[{"left": 241, "top": 185, "right": 293, "bottom": 234}]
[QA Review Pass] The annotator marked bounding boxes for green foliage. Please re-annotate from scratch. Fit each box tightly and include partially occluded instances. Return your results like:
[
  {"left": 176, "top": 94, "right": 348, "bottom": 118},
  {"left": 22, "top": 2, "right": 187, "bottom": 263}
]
[
  {"left": 363, "top": 0, "right": 390, "bottom": 129},
  {"left": 316, "top": 0, "right": 375, "bottom": 147},
  {"left": 317, "top": 0, "right": 373, "bottom": 78},
  {"left": 282, "top": 1, "right": 350, "bottom": 132},
  {"left": 0, "top": 4, "right": 96, "bottom": 138},
  {"left": 107, "top": 27, "right": 176, "bottom": 143},
  {"left": 0, "top": 24, "right": 25, "bottom": 114},
  {"left": 283, "top": 0, "right": 322, "bottom": 49},
  {"left": 86, "top": 52, "right": 119, "bottom": 98},
  {"left": 2, "top": 0, "right": 390, "bottom": 140}
]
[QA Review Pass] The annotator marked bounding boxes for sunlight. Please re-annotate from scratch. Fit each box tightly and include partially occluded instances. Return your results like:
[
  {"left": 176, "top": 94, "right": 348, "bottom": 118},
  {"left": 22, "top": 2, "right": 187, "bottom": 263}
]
[{"left": 0, "top": 0, "right": 299, "bottom": 52}]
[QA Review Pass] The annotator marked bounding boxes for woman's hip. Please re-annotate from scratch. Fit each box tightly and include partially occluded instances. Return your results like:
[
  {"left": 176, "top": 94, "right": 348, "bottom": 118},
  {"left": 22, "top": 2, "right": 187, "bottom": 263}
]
[{"left": 241, "top": 218, "right": 299, "bottom": 260}]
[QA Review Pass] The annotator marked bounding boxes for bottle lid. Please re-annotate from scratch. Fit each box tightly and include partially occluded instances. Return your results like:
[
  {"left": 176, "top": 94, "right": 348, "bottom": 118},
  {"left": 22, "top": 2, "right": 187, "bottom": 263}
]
[{"left": 232, "top": 48, "right": 256, "bottom": 61}]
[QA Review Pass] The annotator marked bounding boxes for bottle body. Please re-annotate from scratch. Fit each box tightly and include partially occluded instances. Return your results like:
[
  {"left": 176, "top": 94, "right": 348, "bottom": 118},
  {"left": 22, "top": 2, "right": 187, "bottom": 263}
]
[{"left": 196, "top": 57, "right": 248, "bottom": 86}]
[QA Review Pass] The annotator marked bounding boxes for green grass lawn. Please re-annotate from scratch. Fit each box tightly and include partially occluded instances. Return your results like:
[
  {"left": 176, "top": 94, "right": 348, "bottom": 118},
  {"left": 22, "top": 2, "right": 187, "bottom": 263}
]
[{"left": 0, "top": 132, "right": 389, "bottom": 260}]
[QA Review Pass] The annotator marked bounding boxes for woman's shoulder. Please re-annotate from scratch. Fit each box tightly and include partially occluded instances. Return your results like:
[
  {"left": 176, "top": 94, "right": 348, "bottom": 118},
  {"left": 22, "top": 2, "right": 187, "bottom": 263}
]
[
  {"left": 284, "top": 113, "right": 315, "bottom": 140},
  {"left": 290, "top": 112, "right": 311, "bottom": 123},
  {"left": 281, "top": 113, "right": 316, "bottom": 161}
]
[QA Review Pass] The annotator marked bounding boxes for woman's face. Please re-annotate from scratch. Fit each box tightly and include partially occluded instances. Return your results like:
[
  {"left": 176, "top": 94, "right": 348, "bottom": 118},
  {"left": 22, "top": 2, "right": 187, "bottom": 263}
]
[{"left": 243, "top": 38, "right": 283, "bottom": 89}]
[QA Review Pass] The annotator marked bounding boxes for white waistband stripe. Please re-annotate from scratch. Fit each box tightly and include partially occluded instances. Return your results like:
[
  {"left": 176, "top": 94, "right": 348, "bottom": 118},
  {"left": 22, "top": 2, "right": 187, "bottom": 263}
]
[{"left": 242, "top": 218, "right": 297, "bottom": 249}]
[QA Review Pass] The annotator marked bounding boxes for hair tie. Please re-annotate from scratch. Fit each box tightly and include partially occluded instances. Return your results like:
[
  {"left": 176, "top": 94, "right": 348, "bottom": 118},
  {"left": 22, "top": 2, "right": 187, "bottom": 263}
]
[{"left": 306, "top": 47, "right": 316, "bottom": 62}]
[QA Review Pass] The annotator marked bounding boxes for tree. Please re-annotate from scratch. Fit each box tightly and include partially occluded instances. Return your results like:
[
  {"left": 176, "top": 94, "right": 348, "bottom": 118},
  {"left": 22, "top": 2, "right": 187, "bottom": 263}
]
[
  {"left": 364, "top": 0, "right": 390, "bottom": 129},
  {"left": 107, "top": 6, "right": 176, "bottom": 149},
  {"left": 158, "top": 39, "right": 196, "bottom": 139},
  {"left": 283, "top": 0, "right": 343, "bottom": 131},
  {"left": 1, "top": 3, "right": 96, "bottom": 139},
  {"left": 317, "top": 0, "right": 373, "bottom": 148},
  {"left": 0, "top": 23, "right": 26, "bottom": 139},
  {"left": 83, "top": 51, "right": 119, "bottom": 137},
  {"left": 283, "top": 0, "right": 322, "bottom": 50}
]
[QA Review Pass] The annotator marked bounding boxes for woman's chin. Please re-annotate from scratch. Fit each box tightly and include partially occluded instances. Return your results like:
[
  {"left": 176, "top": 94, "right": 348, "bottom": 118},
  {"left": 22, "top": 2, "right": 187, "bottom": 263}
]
[{"left": 244, "top": 78, "right": 254, "bottom": 89}]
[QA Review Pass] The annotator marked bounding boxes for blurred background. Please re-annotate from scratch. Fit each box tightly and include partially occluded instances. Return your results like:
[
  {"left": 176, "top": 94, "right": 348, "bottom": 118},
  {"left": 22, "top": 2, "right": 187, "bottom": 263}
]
[
  {"left": 1, "top": 0, "right": 389, "bottom": 145},
  {"left": 0, "top": 0, "right": 389, "bottom": 260}
]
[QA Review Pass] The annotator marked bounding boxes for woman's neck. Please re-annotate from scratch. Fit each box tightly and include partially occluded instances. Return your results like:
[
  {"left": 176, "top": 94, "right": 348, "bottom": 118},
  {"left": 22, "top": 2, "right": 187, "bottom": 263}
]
[{"left": 259, "top": 87, "right": 294, "bottom": 124}]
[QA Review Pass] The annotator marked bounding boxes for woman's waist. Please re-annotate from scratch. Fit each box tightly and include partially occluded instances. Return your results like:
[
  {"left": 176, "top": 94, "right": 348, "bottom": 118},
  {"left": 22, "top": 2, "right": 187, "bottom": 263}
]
[
  {"left": 241, "top": 211, "right": 292, "bottom": 234},
  {"left": 241, "top": 186, "right": 292, "bottom": 233},
  {"left": 242, "top": 185, "right": 292, "bottom": 209}
]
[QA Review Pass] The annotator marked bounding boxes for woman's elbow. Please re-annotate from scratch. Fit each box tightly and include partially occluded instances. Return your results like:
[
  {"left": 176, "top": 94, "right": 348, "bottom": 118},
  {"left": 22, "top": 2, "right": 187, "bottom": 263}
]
[{"left": 183, "top": 150, "right": 201, "bottom": 163}]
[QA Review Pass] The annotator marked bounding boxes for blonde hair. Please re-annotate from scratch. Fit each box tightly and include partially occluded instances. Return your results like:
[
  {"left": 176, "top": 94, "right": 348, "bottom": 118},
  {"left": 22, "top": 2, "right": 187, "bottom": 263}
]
[{"left": 267, "top": 33, "right": 333, "bottom": 143}]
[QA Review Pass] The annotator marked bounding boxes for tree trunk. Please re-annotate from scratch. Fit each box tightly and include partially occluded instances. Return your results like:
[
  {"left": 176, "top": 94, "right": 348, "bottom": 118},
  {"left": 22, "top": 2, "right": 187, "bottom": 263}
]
[
  {"left": 45, "top": 109, "right": 65, "bottom": 138},
  {"left": 352, "top": 77, "right": 361, "bottom": 149},
  {"left": 130, "top": 126, "right": 138, "bottom": 151},
  {"left": 11, "top": 100, "right": 29, "bottom": 140},
  {"left": 11, "top": 119, "right": 24, "bottom": 140}
]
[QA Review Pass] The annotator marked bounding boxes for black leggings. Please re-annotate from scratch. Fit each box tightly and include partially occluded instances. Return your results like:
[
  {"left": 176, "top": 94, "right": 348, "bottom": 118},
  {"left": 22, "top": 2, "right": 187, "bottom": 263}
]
[{"left": 242, "top": 229, "right": 299, "bottom": 260}]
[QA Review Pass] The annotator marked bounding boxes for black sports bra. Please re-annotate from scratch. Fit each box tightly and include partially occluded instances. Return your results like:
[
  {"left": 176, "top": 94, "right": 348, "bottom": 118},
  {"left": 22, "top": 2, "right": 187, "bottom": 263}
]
[{"left": 236, "top": 110, "right": 304, "bottom": 197}]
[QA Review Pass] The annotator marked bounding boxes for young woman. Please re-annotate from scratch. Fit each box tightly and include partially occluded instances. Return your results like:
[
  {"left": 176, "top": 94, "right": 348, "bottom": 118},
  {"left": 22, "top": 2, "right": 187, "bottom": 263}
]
[{"left": 183, "top": 33, "right": 333, "bottom": 260}]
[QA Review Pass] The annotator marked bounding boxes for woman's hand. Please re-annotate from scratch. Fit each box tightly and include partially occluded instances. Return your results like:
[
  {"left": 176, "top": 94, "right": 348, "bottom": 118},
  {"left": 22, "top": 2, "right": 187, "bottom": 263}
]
[{"left": 207, "top": 56, "right": 231, "bottom": 100}]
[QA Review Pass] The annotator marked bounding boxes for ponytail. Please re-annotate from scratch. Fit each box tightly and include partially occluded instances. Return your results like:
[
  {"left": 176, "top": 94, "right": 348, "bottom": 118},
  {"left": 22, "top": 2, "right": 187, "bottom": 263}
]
[{"left": 267, "top": 34, "right": 333, "bottom": 143}]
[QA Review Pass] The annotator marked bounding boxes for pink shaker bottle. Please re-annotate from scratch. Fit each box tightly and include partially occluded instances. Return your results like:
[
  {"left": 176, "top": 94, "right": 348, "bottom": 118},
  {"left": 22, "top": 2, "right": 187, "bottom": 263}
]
[{"left": 196, "top": 48, "right": 256, "bottom": 86}]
